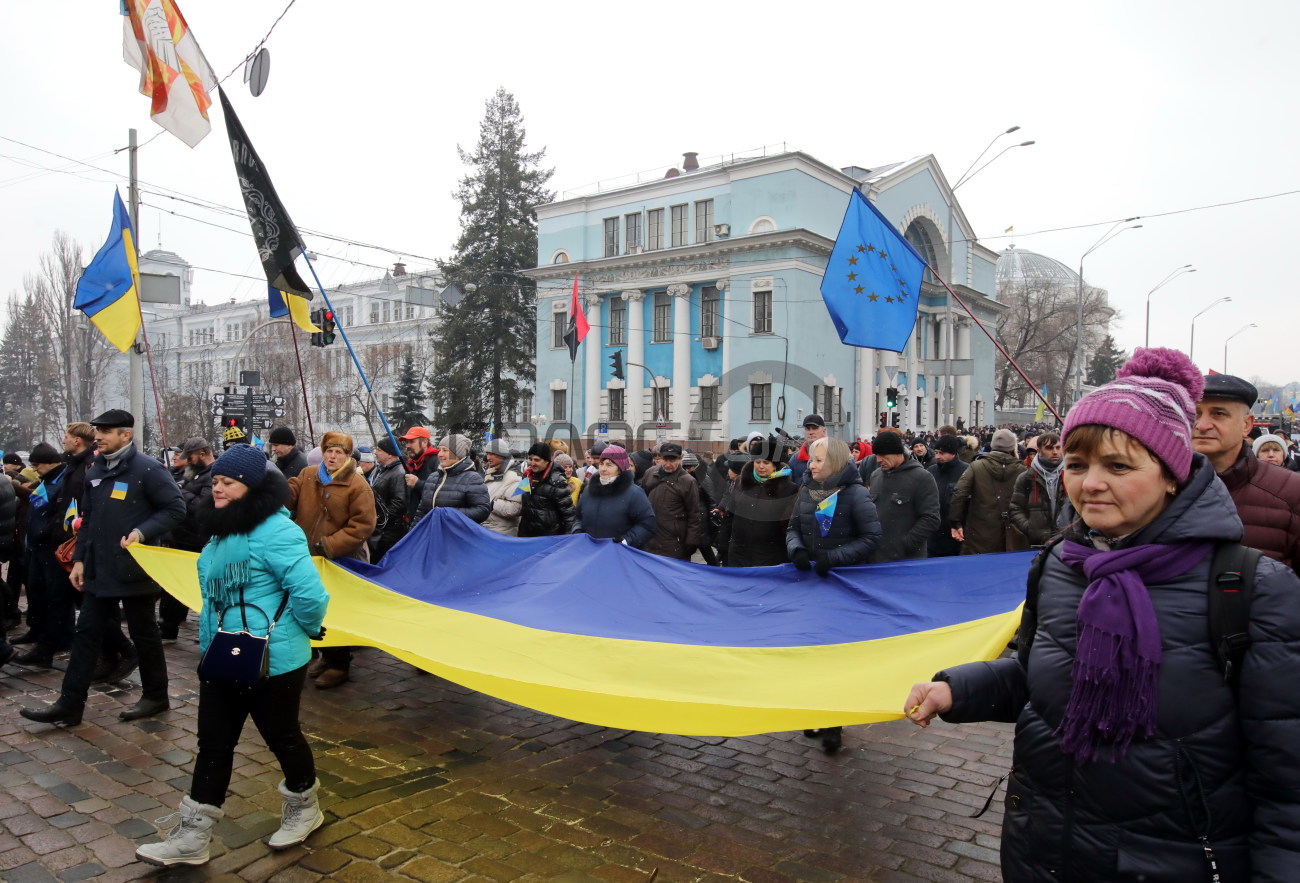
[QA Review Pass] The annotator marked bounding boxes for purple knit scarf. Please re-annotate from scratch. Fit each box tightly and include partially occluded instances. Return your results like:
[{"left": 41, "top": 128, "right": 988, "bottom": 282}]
[{"left": 1055, "top": 539, "right": 1213, "bottom": 763}]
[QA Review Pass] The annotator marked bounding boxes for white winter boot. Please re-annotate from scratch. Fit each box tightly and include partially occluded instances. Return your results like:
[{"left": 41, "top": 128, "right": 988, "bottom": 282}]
[
  {"left": 135, "top": 796, "right": 223, "bottom": 866},
  {"left": 267, "top": 778, "right": 324, "bottom": 850}
]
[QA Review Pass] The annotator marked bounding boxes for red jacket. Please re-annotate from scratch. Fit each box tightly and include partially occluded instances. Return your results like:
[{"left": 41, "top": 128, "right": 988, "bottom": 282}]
[{"left": 1218, "top": 443, "right": 1300, "bottom": 568}]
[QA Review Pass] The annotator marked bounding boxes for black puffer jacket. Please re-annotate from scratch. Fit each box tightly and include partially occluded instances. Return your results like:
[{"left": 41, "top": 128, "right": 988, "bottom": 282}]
[
  {"left": 939, "top": 455, "right": 1300, "bottom": 882},
  {"left": 518, "top": 463, "right": 577, "bottom": 537},
  {"left": 727, "top": 466, "right": 798, "bottom": 568},
  {"left": 415, "top": 458, "right": 490, "bottom": 524},
  {"left": 786, "top": 461, "right": 881, "bottom": 567}
]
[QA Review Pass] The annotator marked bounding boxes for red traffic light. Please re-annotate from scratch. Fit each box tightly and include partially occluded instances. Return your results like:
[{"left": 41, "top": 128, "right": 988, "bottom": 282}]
[
  {"left": 324, "top": 310, "right": 334, "bottom": 321},
  {"left": 228, "top": 418, "right": 237, "bottom": 426}
]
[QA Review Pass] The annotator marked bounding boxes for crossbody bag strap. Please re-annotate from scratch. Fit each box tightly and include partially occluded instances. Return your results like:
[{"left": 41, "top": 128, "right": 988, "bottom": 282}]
[{"left": 214, "top": 584, "right": 291, "bottom": 635}]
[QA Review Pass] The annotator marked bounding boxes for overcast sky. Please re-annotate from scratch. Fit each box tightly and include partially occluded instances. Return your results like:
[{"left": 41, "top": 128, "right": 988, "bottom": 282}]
[{"left": 4, "top": 1, "right": 1295, "bottom": 384}]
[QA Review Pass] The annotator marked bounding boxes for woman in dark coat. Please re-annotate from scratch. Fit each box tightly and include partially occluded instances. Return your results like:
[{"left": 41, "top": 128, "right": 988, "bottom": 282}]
[
  {"left": 727, "top": 435, "right": 798, "bottom": 567},
  {"left": 518, "top": 442, "right": 578, "bottom": 537},
  {"left": 906, "top": 349, "right": 1300, "bottom": 882},
  {"left": 414, "top": 434, "right": 490, "bottom": 525},
  {"left": 575, "top": 445, "right": 656, "bottom": 548},
  {"left": 786, "top": 436, "right": 882, "bottom": 752}
]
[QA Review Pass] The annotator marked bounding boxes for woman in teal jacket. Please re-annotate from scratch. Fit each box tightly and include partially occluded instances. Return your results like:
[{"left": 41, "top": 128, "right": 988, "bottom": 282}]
[{"left": 136, "top": 445, "right": 329, "bottom": 868}]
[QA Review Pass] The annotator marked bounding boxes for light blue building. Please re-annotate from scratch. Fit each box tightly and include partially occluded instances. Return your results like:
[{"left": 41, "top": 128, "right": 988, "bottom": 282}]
[{"left": 522, "top": 150, "right": 1004, "bottom": 448}]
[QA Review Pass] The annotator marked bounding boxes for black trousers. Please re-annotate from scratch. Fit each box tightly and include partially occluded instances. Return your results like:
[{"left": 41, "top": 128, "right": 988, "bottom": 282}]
[
  {"left": 24, "top": 549, "right": 77, "bottom": 653},
  {"left": 158, "top": 591, "right": 190, "bottom": 628},
  {"left": 190, "top": 664, "right": 315, "bottom": 807},
  {"left": 61, "top": 593, "right": 167, "bottom": 708}
]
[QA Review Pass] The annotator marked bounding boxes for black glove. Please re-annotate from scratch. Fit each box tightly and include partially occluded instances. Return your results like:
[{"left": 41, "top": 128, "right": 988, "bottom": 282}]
[
  {"left": 792, "top": 548, "right": 812, "bottom": 570},
  {"left": 310, "top": 627, "right": 327, "bottom": 641},
  {"left": 813, "top": 551, "right": 832, "bottom": 578}
]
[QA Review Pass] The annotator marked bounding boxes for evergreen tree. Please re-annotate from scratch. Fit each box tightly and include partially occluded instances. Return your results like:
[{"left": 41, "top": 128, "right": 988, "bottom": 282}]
[
  {"left": 0, "top": 295, "right": 58, "bottom": 448},
  {"left": 1085, "top": 335, "right": 1127, "bottom": 386},
  {"left": 433, "top": 88, "right": 554, "bottom": 437},
  {"left": 391, "top": 352, "right": 429, "bottom": 428}
]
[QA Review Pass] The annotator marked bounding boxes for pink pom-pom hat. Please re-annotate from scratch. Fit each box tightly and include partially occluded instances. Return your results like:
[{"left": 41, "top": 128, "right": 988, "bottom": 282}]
[{"left": 1062, "top": 347, "right": 1201, "bottom": 483}]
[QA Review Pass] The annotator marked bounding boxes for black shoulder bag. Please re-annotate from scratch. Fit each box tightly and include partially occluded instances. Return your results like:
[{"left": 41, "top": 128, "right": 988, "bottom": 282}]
[{"left": 197, "top": 588, "right": 290, "bottom": 688}]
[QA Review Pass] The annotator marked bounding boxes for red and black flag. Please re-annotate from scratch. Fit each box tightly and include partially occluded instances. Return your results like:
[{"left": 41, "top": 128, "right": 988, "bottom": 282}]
[{"left": 562, "top": 273, "right": 590, "bottom": 362}]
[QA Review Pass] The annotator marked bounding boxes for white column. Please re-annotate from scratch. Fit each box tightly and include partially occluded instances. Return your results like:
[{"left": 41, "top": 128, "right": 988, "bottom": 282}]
[
  {"left": 624, "top": 290, "right": 645, "bottom": 428},
  {"left": 583, "top": 293, "right": 601, "bottom": 433},
  {"left": 668, "top": 283, "right": 692, "bottom": 435},
  {"left": 938, "top": 315, "right": 954, "bottom": 425},
  {"left": 955, "top": 318, "right": 973, "bottom": 428}
]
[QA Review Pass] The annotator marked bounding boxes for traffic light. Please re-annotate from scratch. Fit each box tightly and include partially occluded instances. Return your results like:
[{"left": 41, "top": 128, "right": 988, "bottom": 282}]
[
  {"left": 885, "top": 387, "right": 898, "bottom": 409},
  {"left": 609, "top": 350, "right": 625, "bottom": 381},
  {"left": 320, "top": 309, "right": 337, "bottom": 346},
  {"left": 878, "top": 411, "right": 887, "bottom": 427},
  {"left": 309, "top": 309, "right": 323, "bottom": 347},
  {"left": 891, "top": 412, "right": 900, "bottom": 429}
]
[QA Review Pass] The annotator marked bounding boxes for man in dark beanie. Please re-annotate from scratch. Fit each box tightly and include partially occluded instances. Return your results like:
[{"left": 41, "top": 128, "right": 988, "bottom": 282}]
[
  {"left": 21, "top": 410, "right": 185, "bottom": 726},
  {"left": 867, "top": 431, "right": 939, "bottom": 562},
  {"left": 517, "top": 442, "right": 576, "bottom": 537},
  {"left": 268, "top": 426, "right": 308, "bottom": 479},
  {"left": 367, "top": 437, "right": 409, "bottom": 560},
  {"left": 926, "top": 434, "right": 969, "bottom": 557}
]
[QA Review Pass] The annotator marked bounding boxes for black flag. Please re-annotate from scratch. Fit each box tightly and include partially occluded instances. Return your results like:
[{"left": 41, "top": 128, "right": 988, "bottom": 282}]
[{"left": 219, "top": 88, "right": 312, "bottom": 297}]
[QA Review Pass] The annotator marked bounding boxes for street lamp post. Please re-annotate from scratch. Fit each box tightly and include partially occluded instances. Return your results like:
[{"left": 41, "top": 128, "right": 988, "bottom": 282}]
[
  {"left": 1074, "top": 220, "right": 1142, "bottom": 403},
  {"left": 1223, "top": 323, "right": 1257, "bottom": 374},
  {"left": 1144, "top": 264, "right": 1195, "bottom": 348},
  {"left": 943, "top": 127, "right": 1034, "bottom": 424},
  {"left": 1189, "top": 297, "right": 1232, "bottom": 365}
]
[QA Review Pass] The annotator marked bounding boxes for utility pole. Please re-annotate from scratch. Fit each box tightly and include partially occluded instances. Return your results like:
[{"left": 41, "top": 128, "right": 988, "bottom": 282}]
[{"left": 127, "top": 128, "right": 145, "bottom": 431}]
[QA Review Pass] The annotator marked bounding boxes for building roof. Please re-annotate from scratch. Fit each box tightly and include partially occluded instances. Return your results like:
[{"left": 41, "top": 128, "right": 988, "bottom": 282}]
[{"left": 995, "top": 246, "right": 1081, "bottom": 288}]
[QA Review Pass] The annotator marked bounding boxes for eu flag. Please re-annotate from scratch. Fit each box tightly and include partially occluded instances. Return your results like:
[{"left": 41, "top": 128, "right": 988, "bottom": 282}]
[{"left": 819, "top": 188, "right": 926, "bottom": 352}]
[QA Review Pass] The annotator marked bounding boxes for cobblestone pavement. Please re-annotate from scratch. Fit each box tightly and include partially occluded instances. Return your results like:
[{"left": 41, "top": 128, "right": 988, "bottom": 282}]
[{"left": 0, "top": 620, "right": 1013, "bottom": 882}]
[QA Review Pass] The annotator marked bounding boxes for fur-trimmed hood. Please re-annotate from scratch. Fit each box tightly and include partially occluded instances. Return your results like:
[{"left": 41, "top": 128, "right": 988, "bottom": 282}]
[
  {"left": 585, "top": 468, "right": 634, "bottom": 497},
  {"left": 199, "top": 468, "right": 292, "bottom": 538}
]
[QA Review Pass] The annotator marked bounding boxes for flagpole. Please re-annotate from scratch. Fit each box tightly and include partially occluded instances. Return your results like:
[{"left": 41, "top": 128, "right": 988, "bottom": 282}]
[
  {"left": 287, "top": 318, "right": 315, "bottom": 441},
  {"left": 925, "top": 265, "right": 1063, "bottom": 425},
  {"left": 301, "top": 257, "right": 402, "bottom": 453},
  {"left": 125, "top": 131, "right": 168, "bottom": 451}
]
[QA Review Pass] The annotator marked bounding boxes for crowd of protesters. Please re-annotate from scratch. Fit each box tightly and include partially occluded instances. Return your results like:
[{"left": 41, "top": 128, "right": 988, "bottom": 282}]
[{"left": 4, "top": 359, "right": 1300, "bottom": 873}]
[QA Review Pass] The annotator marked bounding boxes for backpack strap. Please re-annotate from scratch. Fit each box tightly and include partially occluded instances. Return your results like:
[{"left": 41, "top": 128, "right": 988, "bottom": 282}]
[
  {"left": 1208, "top": 542, "right": 1262, "bottom": 690},
  {"left": 1015, "top": 535, "right": 1065, "bottom": 658}
]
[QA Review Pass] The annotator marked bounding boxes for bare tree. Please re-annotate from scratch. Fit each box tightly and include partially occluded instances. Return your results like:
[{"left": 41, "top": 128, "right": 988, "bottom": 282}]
[
  {"left": 24, "top": 232, "right": 120, "bottom": 425},
  {"left": 995, "top": 278, "right": 1116, "bottom": 412}
]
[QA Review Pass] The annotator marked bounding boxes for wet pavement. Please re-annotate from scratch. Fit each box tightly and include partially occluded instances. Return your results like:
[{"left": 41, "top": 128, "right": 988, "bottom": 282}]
[{"left": 0, "top": 620, "right": 1012, "bottom": 882}]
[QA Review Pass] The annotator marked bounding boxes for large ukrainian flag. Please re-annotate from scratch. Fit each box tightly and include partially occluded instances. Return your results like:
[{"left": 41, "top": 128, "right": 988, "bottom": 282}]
[
  {"left": 131, "top": 511, "right": 1030, "bottom": 737},
  {"left": 74, "top": 192, "right": 142, "bottom": 353}
]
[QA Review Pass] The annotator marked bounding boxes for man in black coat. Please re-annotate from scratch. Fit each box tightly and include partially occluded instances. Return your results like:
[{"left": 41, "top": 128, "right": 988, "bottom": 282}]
[
  {"left": 158, "top": 436, "right": 215, "bottom": 640},
  {"left": 867, "top": 432, "right": 940, "bottom": 562},
  {"left": 926, "top": 435, "right": 969, "bottom": 557},
  {"left": 267, "top": 425, "right": 308, "bottom": 479},
  {"left": 21, "top": 410, "right": 185, "bottom": 727}
]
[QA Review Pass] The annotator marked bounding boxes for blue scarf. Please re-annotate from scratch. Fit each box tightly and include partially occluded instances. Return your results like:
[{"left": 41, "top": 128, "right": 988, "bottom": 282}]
[
  {"left": 201, "top": 533, "right": 251, "bottom": 615},
  {"left": 751, "top": 466, "right": 791, "bottom": 484}
]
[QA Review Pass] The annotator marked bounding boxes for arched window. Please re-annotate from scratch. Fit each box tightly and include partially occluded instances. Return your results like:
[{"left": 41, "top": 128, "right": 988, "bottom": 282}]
[
  {"left": 904, "top": 221, "right": 939, "bottom": 284},
  {"left": 552, "top": 250, "right": 570, "bottom": 264}
]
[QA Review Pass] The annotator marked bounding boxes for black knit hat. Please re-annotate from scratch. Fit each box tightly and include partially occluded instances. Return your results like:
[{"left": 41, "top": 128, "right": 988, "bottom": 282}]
[
  {"left": 28, "top": 443, "right": 62, "bottom": 465},
  {"left": 211, "top": 443, "right": 267, "bottom": 487},
  {"left": 527, "top": 442, "right": 553, "bottom": 461},
  {"left": 933, "top": 435, "right": 963, "bottom": 455},
  {"left": 268, "top": 426, "right": 296, "bottom": 446},
  {"left": 872, "top": 432, "right": 906, "bottom": 456}
]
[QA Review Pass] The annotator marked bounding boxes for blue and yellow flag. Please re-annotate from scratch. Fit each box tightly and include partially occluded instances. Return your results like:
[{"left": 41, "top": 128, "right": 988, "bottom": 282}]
[
  {"left": 1034, "top": 382, "right": 1050, "bottom": 422},
  {"left": 814, "top": 491, "right": 839, "bottom": 537},
  {"left": 74, "top": 192, "right": 142, "bottom": 353},
  {"left": 64, "top": 499, "right": 79, "bottom": 533},
  {"left": 513, "top": 475, "right": 531, "bottom": 497},
  {"left": 130, "top": 510, "right": 1029, "bottom": 737},
  {"left": 268, "top": 286, "right": 319, "bottom": 334},
  {"left": 819, "top": 188, "right": 926, "bottom": 352}
]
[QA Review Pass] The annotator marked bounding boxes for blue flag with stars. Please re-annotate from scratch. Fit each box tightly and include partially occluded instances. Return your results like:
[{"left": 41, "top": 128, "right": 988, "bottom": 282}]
[{"left": 819, "top": 188, "right": 926, "bottom": 352}]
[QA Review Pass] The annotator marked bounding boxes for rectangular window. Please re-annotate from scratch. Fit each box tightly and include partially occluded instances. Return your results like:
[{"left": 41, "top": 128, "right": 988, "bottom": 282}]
[
  {"left": 608, "top": 297, "right": 626, "bottom": 346},
  {"left": 405, "top": 303, "right": 415, "bottom": 320},
  {"left": 753, "top": 290, "right": 773, "bottom": 334},
  {"left": 553, "top": 389, "right": 567, "bottom": 421},
  {"left": 652, "top": 293, "right": 671, "bottom": 342},
  {"left": 700, "top": 285, "right": 720, "bottom": 339},
  {"left": 370, "top": 302, "right": 379, "bottom": 324},
  {"left": 603, "top": 217, "right": 619, "bottom": 257},
  {"left": 609, "top": 388, "right": 625, "bottom": 422},
  {"left": 670, "top": 204, "right": 688, "bottom": 247},
  {"left": 750, "top": 383, "right": 771, "bottom": 422},
  {"left": 653, "top": 386, "right": 670, "bottom": 421},
  {"left": 521, "top": 392, "right": 533, "bottom": 423},
  {"left": 695, "top": 199, "right": 714, "bottom": 243},
  {"left": 700, "top": 386, "right": 719, "bottom": 422},
  {"left": 553, "top": 308, "right": 568, "bottom": 348},
  {"left": 225, "top": 326, "right": 233, "bottom": 341},
  {"left": 647, "top": 209, "right": 664, "bottom": 250},
  {"left": 625, "top": 213, "right": 641, "bottom": 253},
  {"left": 345, "top": 305, "right": 354, "bottom": 326},
  {"left": 382, "top": 300, "right": 391, "bottom": 323}
]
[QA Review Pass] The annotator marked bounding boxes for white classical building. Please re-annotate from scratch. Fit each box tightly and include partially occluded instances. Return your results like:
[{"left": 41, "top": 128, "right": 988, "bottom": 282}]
[{"left": 98, "top": 254, "right": 453, "bottom": 450}]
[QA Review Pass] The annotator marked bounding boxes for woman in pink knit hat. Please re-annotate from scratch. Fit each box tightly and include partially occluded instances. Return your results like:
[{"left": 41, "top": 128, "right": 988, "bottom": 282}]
[{"left": 904, "top": 348, "right": 1300, "bottom": 881}]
